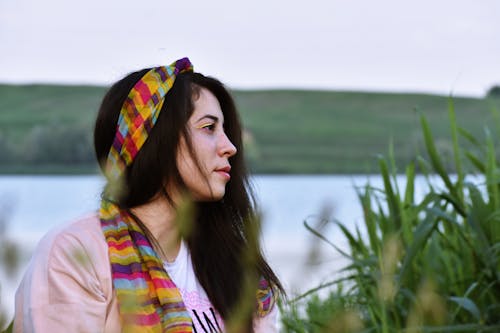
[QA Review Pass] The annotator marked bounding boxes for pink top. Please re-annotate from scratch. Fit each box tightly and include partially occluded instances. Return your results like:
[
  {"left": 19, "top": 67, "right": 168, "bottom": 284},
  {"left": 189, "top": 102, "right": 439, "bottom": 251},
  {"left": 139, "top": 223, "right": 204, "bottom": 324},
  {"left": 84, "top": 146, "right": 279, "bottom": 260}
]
[{"left": 14, "top": 214, "right": 278, "bottom": 332}]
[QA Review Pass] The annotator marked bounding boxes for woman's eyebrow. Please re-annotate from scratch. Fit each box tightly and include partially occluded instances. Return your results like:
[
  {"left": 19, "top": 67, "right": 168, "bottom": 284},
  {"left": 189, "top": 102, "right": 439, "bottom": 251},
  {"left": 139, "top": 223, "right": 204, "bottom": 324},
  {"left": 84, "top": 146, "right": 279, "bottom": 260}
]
[{"left": 195, "top": 115, "right": 219, "bottom": 123}]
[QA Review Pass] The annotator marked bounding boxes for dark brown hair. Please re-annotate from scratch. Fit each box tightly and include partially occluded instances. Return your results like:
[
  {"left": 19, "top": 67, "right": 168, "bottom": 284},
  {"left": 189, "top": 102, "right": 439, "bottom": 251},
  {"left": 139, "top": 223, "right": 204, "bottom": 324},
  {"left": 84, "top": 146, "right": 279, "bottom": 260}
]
[{"left": 94, "top": 69, "right": 283, "bottom": 330}]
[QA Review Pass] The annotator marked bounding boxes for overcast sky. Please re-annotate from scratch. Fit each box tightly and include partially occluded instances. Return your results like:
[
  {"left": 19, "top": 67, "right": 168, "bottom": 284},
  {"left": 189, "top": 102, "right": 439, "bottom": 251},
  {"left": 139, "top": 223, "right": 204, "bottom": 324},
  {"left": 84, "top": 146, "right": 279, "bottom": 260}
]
[{"left": 1, "top": 0, "right": 499, "bottom": 97}]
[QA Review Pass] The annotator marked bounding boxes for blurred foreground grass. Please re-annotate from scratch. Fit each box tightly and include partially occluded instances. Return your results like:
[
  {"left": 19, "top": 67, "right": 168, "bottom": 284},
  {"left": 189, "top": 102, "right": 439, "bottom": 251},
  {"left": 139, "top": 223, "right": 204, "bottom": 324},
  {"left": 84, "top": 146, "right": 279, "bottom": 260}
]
[{"left": 0, "top": 198, "right": 19, "bottom": 333}]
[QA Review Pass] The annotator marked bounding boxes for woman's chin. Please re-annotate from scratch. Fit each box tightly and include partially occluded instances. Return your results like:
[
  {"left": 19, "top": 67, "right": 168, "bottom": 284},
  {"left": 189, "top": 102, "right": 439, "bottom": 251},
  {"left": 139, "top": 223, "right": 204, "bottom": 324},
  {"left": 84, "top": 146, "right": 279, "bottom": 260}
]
[{"left": 192, "top": 189, "right": 225, "bottom": 202}]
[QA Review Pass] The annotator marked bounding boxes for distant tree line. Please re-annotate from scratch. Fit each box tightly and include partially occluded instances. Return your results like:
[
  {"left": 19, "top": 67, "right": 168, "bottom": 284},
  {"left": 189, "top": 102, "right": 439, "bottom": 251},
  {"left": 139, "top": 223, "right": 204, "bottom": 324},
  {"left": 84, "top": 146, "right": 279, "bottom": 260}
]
[
  {"left": 487, "top": 84, "right": 500, "bottom": 98},
  {"left": 0, "top": 121, "right": 95, "bottom": 166}
]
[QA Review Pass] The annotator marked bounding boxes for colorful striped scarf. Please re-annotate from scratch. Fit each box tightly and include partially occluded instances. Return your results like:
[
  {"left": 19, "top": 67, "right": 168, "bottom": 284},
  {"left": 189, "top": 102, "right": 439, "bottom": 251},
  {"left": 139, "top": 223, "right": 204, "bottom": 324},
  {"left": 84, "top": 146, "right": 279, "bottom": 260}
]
[
  {"left": 100, "top": 58, "right": 194, "bottom": 332},
  {"left": 99, "top": 57, "right": 276, "bottom": 332}
]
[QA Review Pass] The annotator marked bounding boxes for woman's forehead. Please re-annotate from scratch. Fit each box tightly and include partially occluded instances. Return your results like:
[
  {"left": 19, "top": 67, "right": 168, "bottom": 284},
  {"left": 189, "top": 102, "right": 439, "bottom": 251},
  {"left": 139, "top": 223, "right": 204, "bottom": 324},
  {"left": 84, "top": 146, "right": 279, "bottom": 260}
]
[{"left": 191, "top": 88, "right": 224, "bottom": 122}]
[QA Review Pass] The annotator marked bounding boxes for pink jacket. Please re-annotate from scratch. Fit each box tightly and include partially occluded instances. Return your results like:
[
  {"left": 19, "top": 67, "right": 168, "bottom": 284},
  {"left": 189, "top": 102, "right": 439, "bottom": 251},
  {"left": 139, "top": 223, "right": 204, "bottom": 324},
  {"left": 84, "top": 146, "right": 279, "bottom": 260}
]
[{"left": 14, "top": 214, "right": 277, "bottom": 332}]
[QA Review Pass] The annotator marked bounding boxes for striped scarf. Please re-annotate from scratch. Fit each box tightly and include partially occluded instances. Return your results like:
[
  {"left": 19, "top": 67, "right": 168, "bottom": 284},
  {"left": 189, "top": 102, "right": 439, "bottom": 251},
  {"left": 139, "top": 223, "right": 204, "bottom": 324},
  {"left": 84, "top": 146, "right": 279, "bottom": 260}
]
[
  {"left": 100, "top": 58, "right": 194, "bottom": 332},
  {"left": 99, "top": 58, "right": 276, "bottom": 332}
]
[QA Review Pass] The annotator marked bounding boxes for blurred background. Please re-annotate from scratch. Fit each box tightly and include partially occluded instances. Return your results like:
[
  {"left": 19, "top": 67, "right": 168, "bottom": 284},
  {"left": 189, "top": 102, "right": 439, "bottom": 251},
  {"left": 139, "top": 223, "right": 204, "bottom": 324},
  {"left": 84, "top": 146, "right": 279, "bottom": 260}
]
[{"left": 1, "top": 0, "right": 499, "bottom": 330}]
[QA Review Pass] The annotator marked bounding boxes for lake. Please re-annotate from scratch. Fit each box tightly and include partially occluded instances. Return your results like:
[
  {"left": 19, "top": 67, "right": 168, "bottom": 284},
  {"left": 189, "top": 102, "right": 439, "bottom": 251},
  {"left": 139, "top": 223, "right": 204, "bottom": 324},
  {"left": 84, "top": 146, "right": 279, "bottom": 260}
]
[{"left": 0, "top": 174, "right": 435, "bottom": 322}]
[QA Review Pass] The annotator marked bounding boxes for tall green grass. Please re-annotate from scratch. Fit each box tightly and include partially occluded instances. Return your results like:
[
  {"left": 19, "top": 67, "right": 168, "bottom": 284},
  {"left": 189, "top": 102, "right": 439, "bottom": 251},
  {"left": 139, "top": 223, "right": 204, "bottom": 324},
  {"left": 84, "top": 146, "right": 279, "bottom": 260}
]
[{"left": 280, "top": 100, "right": 500, "bottom": 332}]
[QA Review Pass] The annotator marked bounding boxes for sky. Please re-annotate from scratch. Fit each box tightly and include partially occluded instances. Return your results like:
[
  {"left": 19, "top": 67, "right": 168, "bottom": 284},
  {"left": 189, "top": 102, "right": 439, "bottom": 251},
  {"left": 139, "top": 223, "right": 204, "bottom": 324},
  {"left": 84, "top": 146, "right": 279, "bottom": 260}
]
[{"left": 0, "top": 0, "right": 499, "bottom": 97}]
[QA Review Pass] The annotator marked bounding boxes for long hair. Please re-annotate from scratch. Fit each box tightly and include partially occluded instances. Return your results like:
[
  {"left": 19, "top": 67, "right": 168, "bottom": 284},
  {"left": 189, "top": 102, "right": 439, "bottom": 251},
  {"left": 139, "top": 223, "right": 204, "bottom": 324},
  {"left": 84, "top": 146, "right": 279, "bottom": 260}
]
[{"left": 94, "top": 69, "right": 283, "bottom": 329}]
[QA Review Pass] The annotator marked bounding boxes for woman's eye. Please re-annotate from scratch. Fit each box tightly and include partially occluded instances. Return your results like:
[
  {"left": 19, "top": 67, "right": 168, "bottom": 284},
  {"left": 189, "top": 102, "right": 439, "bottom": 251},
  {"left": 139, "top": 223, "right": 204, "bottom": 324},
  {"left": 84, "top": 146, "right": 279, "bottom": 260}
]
[{"left": 201, "top": 123, "right": 215, "bottom": 132}]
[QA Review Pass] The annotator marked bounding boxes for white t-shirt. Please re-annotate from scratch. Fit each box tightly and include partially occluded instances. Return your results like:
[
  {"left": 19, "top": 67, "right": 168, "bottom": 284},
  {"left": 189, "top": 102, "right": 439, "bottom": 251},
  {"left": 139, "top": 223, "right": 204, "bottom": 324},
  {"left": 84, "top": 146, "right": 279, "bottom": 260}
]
[
  {"left": 164, "top": 240, "right": 224, "bottom": 332},
  {"left": 164, "top": 240, "right": 278, "bottom": 333}
]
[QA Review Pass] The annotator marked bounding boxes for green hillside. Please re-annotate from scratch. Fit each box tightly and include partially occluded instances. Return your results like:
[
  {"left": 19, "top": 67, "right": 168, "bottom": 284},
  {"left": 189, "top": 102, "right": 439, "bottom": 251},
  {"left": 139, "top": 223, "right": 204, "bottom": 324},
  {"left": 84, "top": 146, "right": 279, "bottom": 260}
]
[{"left": 0, "top": 84, "right": 499, "bottom": 174}]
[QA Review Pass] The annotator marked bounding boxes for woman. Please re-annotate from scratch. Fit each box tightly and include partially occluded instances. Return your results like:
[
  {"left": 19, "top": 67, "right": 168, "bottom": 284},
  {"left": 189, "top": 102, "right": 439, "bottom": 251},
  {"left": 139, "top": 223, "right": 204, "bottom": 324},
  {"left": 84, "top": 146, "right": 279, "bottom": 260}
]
[{"left": 14, "top": 58, "right": 283, "bottom": 332}]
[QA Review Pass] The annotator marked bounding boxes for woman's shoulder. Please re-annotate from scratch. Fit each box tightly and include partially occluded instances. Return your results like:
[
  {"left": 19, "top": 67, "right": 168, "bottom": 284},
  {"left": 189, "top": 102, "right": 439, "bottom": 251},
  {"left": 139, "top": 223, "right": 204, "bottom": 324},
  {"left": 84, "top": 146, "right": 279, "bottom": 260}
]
[
  {"left": 33, "top": 212, "right": 108, "bottom": 270},
  {"left": 38, "top": 212, "right": 103, "bottom": 243},
  {"left": 14, "top": 213, "right": 117, "bottom": 332},
  {"left": 63, "top": 212, "right": 104, "bottom": 238},
  {"left": 21, "top": 212, "right": 112, "bottom": 299}
]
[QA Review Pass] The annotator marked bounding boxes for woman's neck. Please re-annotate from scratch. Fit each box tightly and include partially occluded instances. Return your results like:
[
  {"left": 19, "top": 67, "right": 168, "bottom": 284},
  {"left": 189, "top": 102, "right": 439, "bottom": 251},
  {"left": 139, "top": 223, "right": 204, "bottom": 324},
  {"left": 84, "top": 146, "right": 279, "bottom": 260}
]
[{"left": 130, "top": 195, "right": 181, "bottom": 263}]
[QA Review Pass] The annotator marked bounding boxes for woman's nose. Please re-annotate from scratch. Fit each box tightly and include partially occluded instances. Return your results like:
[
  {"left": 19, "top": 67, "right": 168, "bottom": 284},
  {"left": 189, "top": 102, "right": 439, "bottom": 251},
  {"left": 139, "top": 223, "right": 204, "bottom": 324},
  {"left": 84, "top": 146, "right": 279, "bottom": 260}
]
[{"left": 218, "top": 133, "right": 237, "bottom": 157}]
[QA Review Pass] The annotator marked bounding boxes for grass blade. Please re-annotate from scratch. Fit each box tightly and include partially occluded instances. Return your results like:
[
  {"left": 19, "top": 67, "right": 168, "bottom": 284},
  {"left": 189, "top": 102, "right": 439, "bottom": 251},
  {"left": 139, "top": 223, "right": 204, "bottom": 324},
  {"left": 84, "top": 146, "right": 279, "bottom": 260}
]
[
  {"left": 464, "top": 151, "right": 485, "bottom": 173},
  {"left": 449, "top": 296, "right": 481, "bottom": 322},
  {"left": 420, "top": 114, "right": 464, "bottom": 211},
  {"left": 458, "top": 127, "right": 482, "bottom": 148},
  {"left": 448, "top": 98, "right": 464, "bottom": 204},
  {"left": 399, "top": 206, "right": 441, "bottom": 285},
  {"left": 485, "top": 127, "right": 499, "bottom": 209},
  {"left": 379, "top": 156, "right": 401, "bottom": 231}
]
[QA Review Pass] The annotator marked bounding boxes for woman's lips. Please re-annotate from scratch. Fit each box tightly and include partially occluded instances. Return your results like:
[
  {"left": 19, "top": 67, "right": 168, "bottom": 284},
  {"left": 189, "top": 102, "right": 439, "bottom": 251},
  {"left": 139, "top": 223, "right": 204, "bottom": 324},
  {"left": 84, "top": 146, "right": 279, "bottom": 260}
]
[{"left": 215, "top": 166, "right": 231, "bottom": 180}]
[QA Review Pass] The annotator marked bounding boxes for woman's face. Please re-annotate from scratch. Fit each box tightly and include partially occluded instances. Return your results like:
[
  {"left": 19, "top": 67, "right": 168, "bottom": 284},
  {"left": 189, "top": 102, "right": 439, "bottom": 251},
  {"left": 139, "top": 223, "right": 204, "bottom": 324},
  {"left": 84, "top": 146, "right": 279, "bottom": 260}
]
[{"left": 176, "top": 87, "right": 237, "bottom": 201}]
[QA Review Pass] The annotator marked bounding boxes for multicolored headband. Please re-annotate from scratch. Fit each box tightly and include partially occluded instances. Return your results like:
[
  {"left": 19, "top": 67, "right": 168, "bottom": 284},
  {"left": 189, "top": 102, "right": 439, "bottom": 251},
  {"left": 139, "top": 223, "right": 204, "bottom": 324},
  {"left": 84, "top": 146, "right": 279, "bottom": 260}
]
[{"left": 104, "top": 57, "right": 194, "bottom": 182}]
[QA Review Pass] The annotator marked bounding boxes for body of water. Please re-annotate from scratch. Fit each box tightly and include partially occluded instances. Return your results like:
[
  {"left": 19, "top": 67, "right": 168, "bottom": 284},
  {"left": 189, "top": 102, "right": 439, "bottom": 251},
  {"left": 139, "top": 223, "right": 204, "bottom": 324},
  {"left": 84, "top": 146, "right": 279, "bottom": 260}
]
[{"left": 0, "top": 174, "right": 372, "bottom": 239}]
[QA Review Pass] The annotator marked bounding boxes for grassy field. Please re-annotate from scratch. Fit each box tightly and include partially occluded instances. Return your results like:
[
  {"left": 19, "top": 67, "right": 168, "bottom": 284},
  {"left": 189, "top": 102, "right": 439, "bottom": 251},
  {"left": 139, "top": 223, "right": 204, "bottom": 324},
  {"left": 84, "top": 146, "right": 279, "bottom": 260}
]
[{"left": 0, "top": 84, "right": 499, "bottom": 174}]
